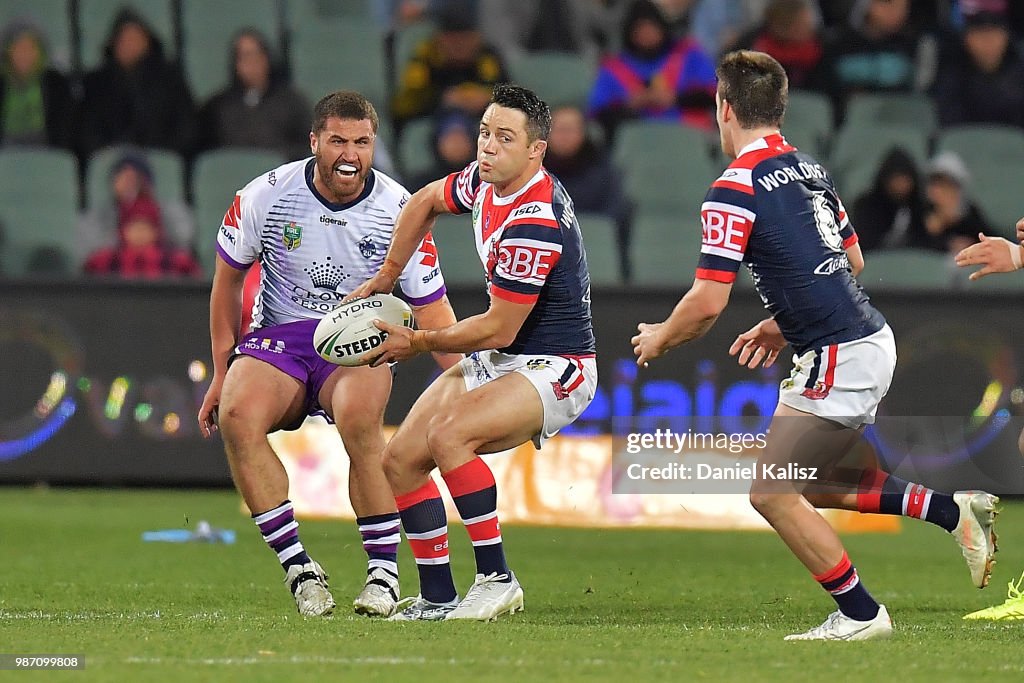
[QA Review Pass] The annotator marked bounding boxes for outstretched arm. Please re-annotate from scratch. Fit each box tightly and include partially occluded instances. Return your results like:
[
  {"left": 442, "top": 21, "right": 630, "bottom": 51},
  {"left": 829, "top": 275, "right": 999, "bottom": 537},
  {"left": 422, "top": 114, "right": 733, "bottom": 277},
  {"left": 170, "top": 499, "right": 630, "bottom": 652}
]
[
  {"left": 955, "top": 232, "right": 1024, "bottom": 280},
  {"left": 632, "top": 279, "right": 732, "bottom": 367}
]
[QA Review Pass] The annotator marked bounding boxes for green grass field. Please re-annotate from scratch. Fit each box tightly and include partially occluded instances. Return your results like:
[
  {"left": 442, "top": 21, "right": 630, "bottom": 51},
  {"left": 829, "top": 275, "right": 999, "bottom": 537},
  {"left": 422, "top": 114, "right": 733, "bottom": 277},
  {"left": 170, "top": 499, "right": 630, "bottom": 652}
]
[{"left": 1, "top": 487, "right": 1022, "bottom": 682}]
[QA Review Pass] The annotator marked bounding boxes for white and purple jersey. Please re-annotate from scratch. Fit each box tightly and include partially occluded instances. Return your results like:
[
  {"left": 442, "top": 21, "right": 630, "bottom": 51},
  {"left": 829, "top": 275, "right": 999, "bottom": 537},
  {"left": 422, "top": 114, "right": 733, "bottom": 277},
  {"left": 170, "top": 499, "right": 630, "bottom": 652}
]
[
  {"left": 696, "top": 133, "right": 885, "bottom": 354},
  {"left": 216, "top": 158, "right": 446, "bottom": 330}
]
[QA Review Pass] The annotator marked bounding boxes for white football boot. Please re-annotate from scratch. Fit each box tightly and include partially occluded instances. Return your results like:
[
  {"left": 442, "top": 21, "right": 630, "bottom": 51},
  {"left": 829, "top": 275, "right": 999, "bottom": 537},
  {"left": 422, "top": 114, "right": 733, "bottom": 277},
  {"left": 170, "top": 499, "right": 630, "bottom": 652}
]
[
  {"left": 284, "top": 560, "right": 336, "bottom": 616},
  {"left": 388, "top": 595, "right": 460, "bottom": 621},
  {"left": 353, "top": 567, "right": 400, "bottom": 617},
  {"left": 784, "top": 605, "right": 893, "bottom": 641},
  {"left": 952, "top": 491, "right": 999, "bottom": 588},
  {"left": 445, "top": 572, "right": 524, "bottom": 622}
]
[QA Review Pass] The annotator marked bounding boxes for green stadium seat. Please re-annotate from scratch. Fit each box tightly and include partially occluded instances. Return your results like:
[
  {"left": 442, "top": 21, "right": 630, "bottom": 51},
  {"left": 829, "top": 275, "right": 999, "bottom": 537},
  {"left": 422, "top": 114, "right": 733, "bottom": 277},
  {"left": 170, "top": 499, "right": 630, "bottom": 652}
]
[
  {"left": 629, "top": 210, "right": 702, "bottom": 287},
  {"left": 84, "top": 146, "right": 185, "bottom": 210},
  {"left": 430, "top": 213, "right": 484, "bottom": 287},
  {"left": 192, "top": 149, "right": 285, "bottom": 276},
  {"left": 287, "top": 0, "right": 371, "bottom": 24},
  {"left": 858, "top": 248, "right": 955, "bottom": 292},
  {"left": 181, "top": 0, "right": 280, "bottom": 101},
  {"left": 783, "top": 89, "right": 832, "bottom": 160},
  {"left": 0, "top": 149, "right": 79, "bottom": 277},
  {"left": 291, "top": 18, "right": 386, "bottom": 110},
  {"left": 397, "top": 117, "right": 435, "bottom": 180},
  {"left": 936, "top": 125, "right": 1024, "bottom": 233},
  {"left": 844, "top": 92, "right": 937, "bottom": 132},
  {"left": 0, "top": 0, "right": 72, "bottom": 70},
  {"left": 829, "top": 124, "right": 930, "bottom": 204},
  {"left": 612, "top": 121, "right": 719, "bottom": 216},
  {"left": 576, "top": 213, "right": 623, "bottom": 287},
  {"left": 508, "top": 52, "right": 596, "bottom": 108},
  {"left": 79, "top": 0, "right": 175, "bottom": 70}
]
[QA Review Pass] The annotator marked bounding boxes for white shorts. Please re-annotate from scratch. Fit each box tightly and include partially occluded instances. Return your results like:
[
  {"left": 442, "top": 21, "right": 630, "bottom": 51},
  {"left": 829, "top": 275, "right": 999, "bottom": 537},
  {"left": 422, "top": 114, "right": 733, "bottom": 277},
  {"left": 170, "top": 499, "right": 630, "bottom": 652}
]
[
  {"left": 459, "top": 350, "right": 598, "bottom": 448},
  {"left": 778, "top": 324, "right": 896, "bottom": 429}
]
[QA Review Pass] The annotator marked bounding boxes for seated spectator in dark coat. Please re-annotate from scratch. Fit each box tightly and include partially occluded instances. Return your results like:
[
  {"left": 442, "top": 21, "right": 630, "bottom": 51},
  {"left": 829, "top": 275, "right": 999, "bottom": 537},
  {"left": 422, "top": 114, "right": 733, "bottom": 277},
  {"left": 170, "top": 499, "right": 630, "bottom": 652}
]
[
  {"left": 818, "top": 0, "right": 937, "bottom": 124},
  {"left": 736, "top": 0, "right": 824, "bottom": 90},
  {"left": 390, "top": 0, "right": 508, "bottom": 132},
  {"left": 83, "top": 193, "right": 200, "bottom": 279},
  {"left": 935, "top": 7, "right": 1024, "bottom": 128},
  {"left": 199, "top": 29, "right": 311, "bottom": 161},
  {"left": 79, "top": 9, "right": 197, "bottom": 157},
  {"left": 922, "top": 151, "right": 988, "bottom": 254},
  {"left": 587, "top": 0, "right": 717, "bottom": 140},
  {"left": 851, "top": 147, "right": 928, "bottom": 251},
  {"left": 407, "top": 108, "right": 477, "bottom": 191},
  {"left": 544, "top": 104, "right": 633, "bottom": 277},
  {"left": 0, "top": 18, "right": 72, "bottom": 147}
]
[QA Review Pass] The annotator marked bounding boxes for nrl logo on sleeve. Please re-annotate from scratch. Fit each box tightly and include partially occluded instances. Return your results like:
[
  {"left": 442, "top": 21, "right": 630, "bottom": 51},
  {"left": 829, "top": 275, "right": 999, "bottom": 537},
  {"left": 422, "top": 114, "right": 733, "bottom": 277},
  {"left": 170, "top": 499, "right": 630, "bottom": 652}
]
[{"left": 283, "top": 222, "right": 302, "bottom": 250}]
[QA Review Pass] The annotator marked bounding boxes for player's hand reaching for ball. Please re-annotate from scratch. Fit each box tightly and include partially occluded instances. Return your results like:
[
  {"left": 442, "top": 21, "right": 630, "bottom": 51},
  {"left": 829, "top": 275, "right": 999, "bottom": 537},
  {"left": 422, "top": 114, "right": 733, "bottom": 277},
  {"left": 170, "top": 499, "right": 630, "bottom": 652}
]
[
  {"left": 363, "top": 320, "right": 429, "bottom": 367},
  {"left": 198, "top": 375, "right": 224, "bottom": 437},
  {"left": 342, "top": 258, "right": 403, "bottom": 303},
  {"left": 729, "top": 318, "right": 787, "bottom": 370},
  {"left": 955, "top": 233, "right": 1023, "bottom": 280},
  {"left": 632, "top": 322, "right": 668, "bottom": 368}
]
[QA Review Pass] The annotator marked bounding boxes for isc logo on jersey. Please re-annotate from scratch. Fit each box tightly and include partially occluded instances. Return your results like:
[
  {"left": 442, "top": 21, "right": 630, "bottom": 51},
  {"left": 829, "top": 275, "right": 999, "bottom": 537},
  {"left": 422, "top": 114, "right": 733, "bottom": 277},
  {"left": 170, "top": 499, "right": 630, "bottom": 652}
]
[
  {"left": 700, "top": 202, "right": 754, "bottom": 261},
  {"left": 494, "top": 239, "right": 560, "bottom": 283}
]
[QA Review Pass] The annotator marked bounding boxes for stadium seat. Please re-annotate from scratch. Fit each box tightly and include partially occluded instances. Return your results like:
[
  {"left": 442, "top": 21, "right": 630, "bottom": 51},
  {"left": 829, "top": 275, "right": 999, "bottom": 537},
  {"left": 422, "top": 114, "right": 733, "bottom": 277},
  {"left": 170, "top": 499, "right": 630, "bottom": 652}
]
[
  {"left": 629, "top": 210, "right": 703, "bottom": 287},
  {"left": 391, "top": 20, "right": 436, "bottom": 91},
  {"left": 291, "top": 18, "right": 387, "bottom": 110},
  {"left": 828, "top": 124, "right": 930, "bottom": 204},
  {"left": 430, "top": 214, "right": 484, "bottom": 287},
  {"left": 397, "top": 117, "right": 435, "bottom": 180},
  {"left": 192, "top": 149, "right": 285, "bottom": 276},
  {"left": 858, "top": 248, "right": 956, "bottom": 292},
  {"left": 844, "top": 92, "right": 938, "bottom": 132},
  {"left": 783, "top": 89, "right": 832, "bottom": 160},
  {"left": 508, "top": 52, "right": 596, "bottom": 109},
  {"left": 181, "top": 0, "right": 280, "bottom": 101},
  {"left": 611, "top": 121, "right": 719, "bottom": 216},
  {"left": 79, "top": 0, "right": 175, "bottom": 70},
  {"left": 0, "top": 0, "right": 72, "bottom": 71},
  {"left": 577, "top": 213, "right": 623, "bottom": 287},
  {"left": 84, "top": 146, "right": 186, "bottom": 210},
  {"left": 287, "top": 0, "right": 371, "bottom": 24},
  {"left": 0, "top": 149, "right": 79, "bottom": 277},
  {"left": 936, "top": 125, "right": 1024, "bottom": 233}
]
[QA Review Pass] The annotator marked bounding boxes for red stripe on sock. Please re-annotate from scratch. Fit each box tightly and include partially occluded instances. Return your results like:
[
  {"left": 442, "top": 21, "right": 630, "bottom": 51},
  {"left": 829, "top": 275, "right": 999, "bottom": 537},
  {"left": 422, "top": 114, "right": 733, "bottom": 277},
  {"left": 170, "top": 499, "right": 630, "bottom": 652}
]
[
  {"left": 814, "top": 552, "right": 852, "bottom": 584},
  {"left": 856, "top": 468, "right": 889, "bottom": 513},
  {"left": 408, "top": 535, "right": 449, "bottom": 561},
  {"left": 465, "top": 516, "right": 501, "bottom": 544},
  {"left": 906, "top": 484, "right": 928, "bottom": 518},
  {"left": 395, "top": 479, "right": 442, "bottom": 511},
  {"left": 442, "top": 457, "right": 495, "bottom": 498}
]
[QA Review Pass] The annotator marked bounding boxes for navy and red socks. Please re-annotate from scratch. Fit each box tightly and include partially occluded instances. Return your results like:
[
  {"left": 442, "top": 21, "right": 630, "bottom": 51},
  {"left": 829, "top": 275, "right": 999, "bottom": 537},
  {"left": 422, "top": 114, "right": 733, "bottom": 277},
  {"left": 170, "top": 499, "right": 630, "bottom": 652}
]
[
  {"left": 857, "top": 469, "right": 960, "bottom": 531},
  {"left": 815, "top": 551, "right": 879, "bottom": 621}
]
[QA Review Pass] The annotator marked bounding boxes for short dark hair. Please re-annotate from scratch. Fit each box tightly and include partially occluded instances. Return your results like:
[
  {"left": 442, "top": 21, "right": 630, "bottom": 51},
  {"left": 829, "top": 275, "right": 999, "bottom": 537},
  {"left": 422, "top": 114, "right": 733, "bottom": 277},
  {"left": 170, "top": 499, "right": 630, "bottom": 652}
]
[
  {"left": 312, "top": 90, "right": 379, "bottom": 134},
  {"left": 716, "top": 50, "right": 788, "bottom": 129},
  {"left": 489, "top": 83, "right": 551, "bottom": 142}
]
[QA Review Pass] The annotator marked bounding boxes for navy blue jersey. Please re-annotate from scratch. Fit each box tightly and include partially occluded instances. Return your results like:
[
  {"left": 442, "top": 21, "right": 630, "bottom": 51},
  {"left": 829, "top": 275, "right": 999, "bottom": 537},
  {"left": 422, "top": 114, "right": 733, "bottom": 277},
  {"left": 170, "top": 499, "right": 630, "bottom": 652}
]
[
  {"left": 443, "top": 162, "right": 596, "bottom": 356},
  {"left": 696, "top": 134, "right": 886, "bottom": 354}
]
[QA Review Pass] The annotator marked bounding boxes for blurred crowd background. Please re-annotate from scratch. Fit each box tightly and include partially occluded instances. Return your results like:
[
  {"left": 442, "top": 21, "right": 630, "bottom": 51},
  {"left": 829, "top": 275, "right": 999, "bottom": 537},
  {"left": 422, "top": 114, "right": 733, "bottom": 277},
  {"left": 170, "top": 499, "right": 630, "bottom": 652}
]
[{"left": 0, "top": 0, "right": 1022, "bottom": 289}]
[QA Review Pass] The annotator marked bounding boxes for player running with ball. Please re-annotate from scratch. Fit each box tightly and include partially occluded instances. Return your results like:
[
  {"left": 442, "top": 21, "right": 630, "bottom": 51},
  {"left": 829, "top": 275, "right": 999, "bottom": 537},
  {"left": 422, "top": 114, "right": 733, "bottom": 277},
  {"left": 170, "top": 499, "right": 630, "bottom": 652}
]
[
  {"left": 632, "top": 51, "right": 998, "bottom": 641},
  {"left": 348, "top": 84, "right": 597, "bottom": 621}
]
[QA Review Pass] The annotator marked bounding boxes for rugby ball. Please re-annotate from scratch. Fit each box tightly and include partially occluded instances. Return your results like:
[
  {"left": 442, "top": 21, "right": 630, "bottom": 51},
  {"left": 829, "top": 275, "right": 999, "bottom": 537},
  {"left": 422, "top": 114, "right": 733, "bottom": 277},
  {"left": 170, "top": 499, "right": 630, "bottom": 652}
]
[{"left": 314, "top": 294, "right": 415, "bottom": 366}]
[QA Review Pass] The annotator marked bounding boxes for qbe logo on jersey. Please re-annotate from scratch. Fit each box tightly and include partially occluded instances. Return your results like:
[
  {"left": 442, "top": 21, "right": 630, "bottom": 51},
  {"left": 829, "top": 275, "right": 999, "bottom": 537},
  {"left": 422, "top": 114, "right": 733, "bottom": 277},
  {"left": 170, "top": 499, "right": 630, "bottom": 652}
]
[
  {"left": 700, "top": 201, "right": 754, "bottom": 262},
  {"left": 494, "top": 238, "right": 562, "bottom": 285}
]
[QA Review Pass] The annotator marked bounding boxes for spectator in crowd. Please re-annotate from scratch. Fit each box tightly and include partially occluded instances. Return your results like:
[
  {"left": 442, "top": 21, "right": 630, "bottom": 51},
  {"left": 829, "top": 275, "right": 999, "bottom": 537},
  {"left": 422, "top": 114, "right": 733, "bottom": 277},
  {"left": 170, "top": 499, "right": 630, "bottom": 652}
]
[
  {"left": 407, "top": 108, "right": 477, "bottom": 191},
  {"left": 0, "top": 18, "right": 72, "bottom": 148},
  {"left": 478, "top": 0, "right": 610, "bottom": 63},
  {"left": 934, "top": 6, "right": 1024, "bottom": 128},
  {"left": 818, "top": 0, "right": 938, "bottom": 124},
  {"left": 199, "top": 29, "right": 311, "bottom": 161},
  {"left": 78, "top": 151, "right": 195, "bottom": 266},
  {"left": 688, "top": 0, "right": 768, "bottom": 57},
  {"left": 83, "top": 194, "right": 200, "bottom": 279},
  {"left": 736, "top": 0, "right": 824, "bottom": 89},
  {"left": 79, "top": 9, "right": 197, "bottom": 158},
  {"left": 851, "top": 147, "right": 927, "bottom": 251},
  {"left": 390, "top": 0, "right": 509, "bottom": 132},
  {"left": 544, "top": 104, "right": 634, "bottom": 278},
  {"left": 922, "top": 151, "right": 988, "bottom": 253},
  {"left": 587, "top": 0, "right": 717, "bottom": 140}
]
